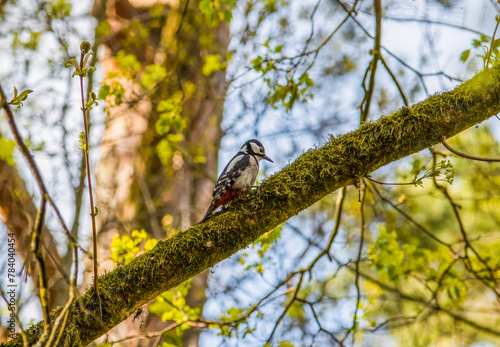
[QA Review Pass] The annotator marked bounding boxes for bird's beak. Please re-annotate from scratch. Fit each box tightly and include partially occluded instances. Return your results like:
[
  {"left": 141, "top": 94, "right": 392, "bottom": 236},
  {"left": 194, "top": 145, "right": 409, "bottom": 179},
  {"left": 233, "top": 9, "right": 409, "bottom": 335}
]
[{"left": 263, "top": 154, "right": 273, "bottom": 163}]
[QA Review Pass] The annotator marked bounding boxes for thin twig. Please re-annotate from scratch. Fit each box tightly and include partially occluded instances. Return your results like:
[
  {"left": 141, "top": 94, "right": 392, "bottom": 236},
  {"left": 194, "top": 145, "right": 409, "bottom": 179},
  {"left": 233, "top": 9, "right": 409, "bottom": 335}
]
[
  {"left": 329, "top": 187, "right": 346, "bottom": 255},
  {"left": 32, "top": 197, "right": 52, "bottom": 346},
  {"left": 335, "top": 0, "right": 462, "bottom": 96},
  {"left": 366, "top": 177, "right": 418, "bottom": 186},
  {"left": 431, "top": 150, "right": 500, "bottom": 298},
  {"left": 349, "top": 181, "right": 366, "bottom": 345},
  {"left": 485, "top": 18, "right": 500, "bottom": 69},
  {"left": 380, "top": 56, "right": 409, "bottom": 106},
  {"left": 441, "top": 136, "right": 500, "bottom": 162},
  {"left": 267, "top": 273, "right": 305, "bottom": 343},
  {"left": 66, "top": 41, "right": 99, "bottom": 267},
  {"left": 0, "top": 84, "right": 87, "bottom": 254},
  {"left": 259, "top": 0, "right": 358, "bottom": 65},
  {"left": 49, "top": 246, "right": 79, "bottom": 346},
  {"left": 367, "top": 182, "right": 452, "bottom": 248},
  {"left": 360, "top": 0, "right": 382, "bottom": 123},
  {"left": 304, "top": 187, "right": 346, "bottom": 270},
  {"left": 175, "top": 0, "right": 190, "bottom": 36},
  {"left": 135, "top": 170, "right": 163, "bottom": 238},
  {"left": 78, "top": 44, "right": 99, "bottom": 298},
  {"left": 349, "top": 267, "right": 500, "bottom": 337},
  {"left": 382, "top": 16, "right": 486, "bottom": 36},
  {"left": 109, "top": 322, "right": 182, "bottom": 345},
  {"left": 301, "top": 0, "right": 322, "bottom": 54}
]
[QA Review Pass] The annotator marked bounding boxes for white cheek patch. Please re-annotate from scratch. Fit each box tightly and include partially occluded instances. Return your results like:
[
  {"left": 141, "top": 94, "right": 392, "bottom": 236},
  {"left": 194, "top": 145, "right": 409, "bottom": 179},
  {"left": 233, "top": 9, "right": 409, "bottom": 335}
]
[{"left": 250, "top": 142, "right": 261, "bottom": 155}]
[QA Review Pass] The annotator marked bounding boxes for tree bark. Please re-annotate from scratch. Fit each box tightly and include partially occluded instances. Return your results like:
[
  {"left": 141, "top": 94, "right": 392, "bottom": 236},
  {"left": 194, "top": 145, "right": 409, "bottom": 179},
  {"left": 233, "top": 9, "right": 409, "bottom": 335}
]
[
  {"left": 86, "top": 0, "right": 228, "bottom": 345},
  {"left": 5, "top": 62, "right": 500, "bottom": 347}
]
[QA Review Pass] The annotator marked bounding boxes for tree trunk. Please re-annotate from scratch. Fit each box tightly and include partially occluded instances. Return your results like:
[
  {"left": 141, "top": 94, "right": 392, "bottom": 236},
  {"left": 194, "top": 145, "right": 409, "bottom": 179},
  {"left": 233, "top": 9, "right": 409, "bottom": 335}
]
[{"left": 85, "top": 0, "right": 229, "bottom": 345}]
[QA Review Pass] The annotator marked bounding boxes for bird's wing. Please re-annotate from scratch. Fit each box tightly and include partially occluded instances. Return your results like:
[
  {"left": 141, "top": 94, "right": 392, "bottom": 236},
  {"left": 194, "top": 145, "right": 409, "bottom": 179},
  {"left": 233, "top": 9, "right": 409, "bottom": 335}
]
[{"left": 212, "top": 153, "right": 250, "bottom": 199}]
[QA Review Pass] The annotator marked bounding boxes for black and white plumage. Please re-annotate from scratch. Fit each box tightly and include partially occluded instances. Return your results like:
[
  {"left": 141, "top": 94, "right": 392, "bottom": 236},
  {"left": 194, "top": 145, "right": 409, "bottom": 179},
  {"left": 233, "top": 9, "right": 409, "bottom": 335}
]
[{"left": 200, "top": 139, "right": 273, "bottom": 222}]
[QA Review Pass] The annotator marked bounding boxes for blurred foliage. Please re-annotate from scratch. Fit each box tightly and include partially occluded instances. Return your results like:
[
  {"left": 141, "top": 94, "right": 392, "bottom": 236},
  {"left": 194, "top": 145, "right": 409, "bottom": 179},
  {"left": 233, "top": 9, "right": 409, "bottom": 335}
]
[
  {"left": 2, "top": 0, "right": 500, "bottom": 346},
  {"left": 111, "top": 229, "right": 158, "bottom": 265},
  {"left": 0, "top": 137, "right": 16, "bottom": 166}
]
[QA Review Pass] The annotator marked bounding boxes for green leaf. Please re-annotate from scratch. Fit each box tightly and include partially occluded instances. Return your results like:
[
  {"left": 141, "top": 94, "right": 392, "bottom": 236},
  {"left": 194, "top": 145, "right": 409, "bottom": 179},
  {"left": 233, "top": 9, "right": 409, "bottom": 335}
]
[
  {"left": 10, "top": 88, "right": 33, "bottom": 107},
  {"left": 157, "top": 139, "right": 175, "bottom": 166},
  {"left": 202, "top": 54, "right": 225, "bottom": 76},
  {"left": 115, "top": 51, "right": 141, "bottom": 75},
  {"left": 459, "top": 50, "right": 470, "bottom": 63},
  {"left": 252, "top": 56, "right": 264, "bottom": 71},
  {"left": 0, "top": 137, "right": 16, "bottom": 166},
  {"left": 82, "top": 52, "right": 94, "bottom": 70},
  {"left": 167, "top": 134, "right": 184, "bottom": 142},
  {"left": 98, "top": 81, "right": 125, "bottom": 106},
  {"left": 492, "top": 38, "right": 500, "bottom": 50},
  {"left": 256, "top": 223, "right": 283, "bottom": 245},
  {"left": 65, "top": 58, "right": 79, "bottom": 69},
  {"left": 95, "top": 20, "right": 111, "bottom": 39},
  {"left": 110, "top": 229, "right": 153, "bottom": 265},
  {"left": 19, "top": 89, "right": 33, "bottom": 99},
  {"left": 199, "top": 0, "right": 212, "bottom": 15},
  {"left": 98, "top": 85, "right": 110, "bottom": 100},
  {"left": 46, "top": 0, "right": 72, "bottom": 19},
  {"left": 223, "top": 9, "right": 232, "bottom": 23},
  {"left": 141, "top": 64, "right": 167, "bottom": 89}
]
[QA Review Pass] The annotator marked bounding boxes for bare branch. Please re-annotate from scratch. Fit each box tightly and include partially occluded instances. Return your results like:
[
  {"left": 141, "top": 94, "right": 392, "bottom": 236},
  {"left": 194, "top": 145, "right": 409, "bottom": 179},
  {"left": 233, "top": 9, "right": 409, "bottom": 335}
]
[
  {"left": 440, "top": 135, "right": 500, "bottom": 162},
  {"left": 0, "top": 84, "right": 87, "bottom": 254}
]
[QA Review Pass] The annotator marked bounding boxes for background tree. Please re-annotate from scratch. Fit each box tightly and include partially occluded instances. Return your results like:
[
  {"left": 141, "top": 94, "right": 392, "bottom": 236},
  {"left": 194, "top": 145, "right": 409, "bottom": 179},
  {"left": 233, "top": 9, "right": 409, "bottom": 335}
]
[{"left": 1, "top": 0, "right": 500, "bottom": 346}]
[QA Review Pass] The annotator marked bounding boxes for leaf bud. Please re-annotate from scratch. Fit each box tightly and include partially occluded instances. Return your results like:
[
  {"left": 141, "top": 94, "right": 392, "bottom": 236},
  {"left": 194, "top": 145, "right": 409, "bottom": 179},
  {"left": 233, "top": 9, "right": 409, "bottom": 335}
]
[{"left": 80, "top": 41, "right": 91, "bottom": 54}]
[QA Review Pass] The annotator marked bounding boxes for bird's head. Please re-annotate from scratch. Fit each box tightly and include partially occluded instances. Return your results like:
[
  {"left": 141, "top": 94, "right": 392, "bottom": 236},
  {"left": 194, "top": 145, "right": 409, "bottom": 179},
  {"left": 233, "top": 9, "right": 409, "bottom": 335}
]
[{"left": 241, "top": 139, "right": 273, "bottom": 162}]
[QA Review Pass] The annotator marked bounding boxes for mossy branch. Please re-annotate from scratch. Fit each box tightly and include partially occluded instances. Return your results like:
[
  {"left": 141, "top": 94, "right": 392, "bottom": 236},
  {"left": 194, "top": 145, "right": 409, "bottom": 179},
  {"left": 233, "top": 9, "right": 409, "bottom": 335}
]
[{"left": 4, "top": 65, "right": 500, "bottom": 346}]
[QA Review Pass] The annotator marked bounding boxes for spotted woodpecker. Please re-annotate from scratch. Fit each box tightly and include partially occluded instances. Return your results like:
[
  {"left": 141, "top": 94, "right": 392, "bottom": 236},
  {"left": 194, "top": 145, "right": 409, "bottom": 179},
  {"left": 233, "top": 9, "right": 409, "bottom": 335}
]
[{"left": 200, "top": 139, "right": 273, "bottom": 222}]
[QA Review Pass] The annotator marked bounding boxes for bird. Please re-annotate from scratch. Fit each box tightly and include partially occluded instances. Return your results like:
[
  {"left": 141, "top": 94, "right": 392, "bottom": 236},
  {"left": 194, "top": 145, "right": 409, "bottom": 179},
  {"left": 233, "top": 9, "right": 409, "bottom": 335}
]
[{"left": 200, "top": 139, "right": 273, "bottom": 222}]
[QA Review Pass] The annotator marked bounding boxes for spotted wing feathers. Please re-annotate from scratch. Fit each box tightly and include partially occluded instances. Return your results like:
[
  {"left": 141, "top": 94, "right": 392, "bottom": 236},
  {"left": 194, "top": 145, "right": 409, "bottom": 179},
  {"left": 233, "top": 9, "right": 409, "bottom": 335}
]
[{"left": 200, "top": 154, "right": 250, "bottom": 222}]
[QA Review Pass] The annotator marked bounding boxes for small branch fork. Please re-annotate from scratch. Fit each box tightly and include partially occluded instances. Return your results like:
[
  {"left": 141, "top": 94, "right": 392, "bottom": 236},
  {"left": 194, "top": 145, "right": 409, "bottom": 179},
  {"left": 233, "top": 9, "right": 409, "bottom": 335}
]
[
  {"left": 109, "top": 189, "right": 348, "bottom": 347},
  {"left": 0, "top": 45, "right": 89, "bottom": 345},
  {"left": 1, "top": 82, "right": 86, "bottom": 345},
  {"left": 0, "top": 85, "right": 87, "bottom": 255},
  {"left": 360, "top": 0, "right": 382, "bottom": 123},
  {"left": 430, "top": 150, "right": 500, "bottom": 299},
  {"left": 440, "top": 135, "right": 500, "bottom": 162}
]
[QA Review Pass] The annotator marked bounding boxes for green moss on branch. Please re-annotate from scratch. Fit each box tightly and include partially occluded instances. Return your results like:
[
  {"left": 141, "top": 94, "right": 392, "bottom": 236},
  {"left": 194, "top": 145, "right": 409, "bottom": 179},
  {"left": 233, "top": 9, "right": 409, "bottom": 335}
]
[{"left": 4, "top": 65, "right": 500, "bottom": 347}]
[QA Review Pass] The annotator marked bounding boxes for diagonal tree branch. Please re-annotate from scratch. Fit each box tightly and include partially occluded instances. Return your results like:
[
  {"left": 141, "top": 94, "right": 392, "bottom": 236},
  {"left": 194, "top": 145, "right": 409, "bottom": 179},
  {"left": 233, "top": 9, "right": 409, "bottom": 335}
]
[
  {"left": 0, "top": 85, "right": 86, "bottom": 254},
  {"left": 0, "top": 157, "right": 69, "bottom": 308},
  {"left": 4, "top": 64, "right": 500, "bottom": 346}
]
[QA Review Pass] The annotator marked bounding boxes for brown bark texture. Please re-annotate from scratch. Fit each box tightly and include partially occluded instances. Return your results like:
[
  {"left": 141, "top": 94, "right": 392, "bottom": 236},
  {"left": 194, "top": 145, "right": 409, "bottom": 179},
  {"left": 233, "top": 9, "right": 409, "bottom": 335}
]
[{"left": 85, "top": 0, "right": 229, "bottom": 345}]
